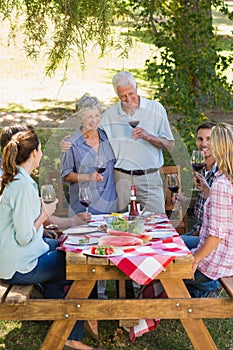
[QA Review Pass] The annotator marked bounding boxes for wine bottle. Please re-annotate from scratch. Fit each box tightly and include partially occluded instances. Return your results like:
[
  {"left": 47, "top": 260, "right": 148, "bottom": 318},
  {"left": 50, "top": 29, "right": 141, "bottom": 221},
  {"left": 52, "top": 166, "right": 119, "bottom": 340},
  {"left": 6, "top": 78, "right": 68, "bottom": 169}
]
[
  {"left": 128, "top": 185, "right": 141, "bottom": 212},
  {"left": 129, "top": 188, "right": 139, "bottom": 218}
]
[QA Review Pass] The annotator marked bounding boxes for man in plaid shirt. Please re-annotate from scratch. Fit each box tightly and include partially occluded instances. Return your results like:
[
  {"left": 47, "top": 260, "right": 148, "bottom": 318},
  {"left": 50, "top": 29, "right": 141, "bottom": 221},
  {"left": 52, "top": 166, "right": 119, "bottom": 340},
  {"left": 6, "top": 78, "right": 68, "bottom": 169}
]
[{"left": 177, "top": 122, "right": 217, "bottom": 249}]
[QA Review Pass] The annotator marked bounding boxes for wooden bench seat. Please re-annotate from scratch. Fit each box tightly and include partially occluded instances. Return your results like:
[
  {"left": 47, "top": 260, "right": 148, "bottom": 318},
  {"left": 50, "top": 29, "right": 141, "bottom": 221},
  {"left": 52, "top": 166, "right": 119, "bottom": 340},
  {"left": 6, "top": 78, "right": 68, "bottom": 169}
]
[
  {"left": 0, "top": 282, "right": 34, "bottom": 305},
  {"left": 219, "top": 276, "right": 233, "bottom": 298}
]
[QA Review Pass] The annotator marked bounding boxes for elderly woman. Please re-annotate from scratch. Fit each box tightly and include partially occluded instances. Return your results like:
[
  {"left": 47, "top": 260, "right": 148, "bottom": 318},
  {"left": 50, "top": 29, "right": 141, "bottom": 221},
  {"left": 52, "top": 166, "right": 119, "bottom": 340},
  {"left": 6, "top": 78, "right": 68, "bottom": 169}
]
[
  {"left": 185, "top": 123, "right": 233, "bottom": 297},
  {"left": 60, "top": 94, "right": 117, "bottom": 215}
]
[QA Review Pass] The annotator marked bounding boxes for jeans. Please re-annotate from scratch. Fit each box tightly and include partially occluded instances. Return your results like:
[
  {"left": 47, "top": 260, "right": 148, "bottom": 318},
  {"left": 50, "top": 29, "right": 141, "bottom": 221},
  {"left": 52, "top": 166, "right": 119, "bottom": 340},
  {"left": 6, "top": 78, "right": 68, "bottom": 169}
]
[
  {"left": 181, "top": 234, "right": 200, "bottom": 250},
  {"left": 2, "top": 238, "right": 84, "bottom": 341},
  {"left": 184, "top": 269, "right": 220, "bottom": 298}
]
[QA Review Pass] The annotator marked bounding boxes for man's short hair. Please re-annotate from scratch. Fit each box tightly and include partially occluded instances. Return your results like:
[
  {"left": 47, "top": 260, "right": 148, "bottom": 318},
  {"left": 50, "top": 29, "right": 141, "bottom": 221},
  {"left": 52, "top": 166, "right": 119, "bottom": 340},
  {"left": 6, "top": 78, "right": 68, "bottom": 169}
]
[
  {"left": 112, "top": 71, "right": 137, "bottom": 94},
  {"left": 196, "top": 122, "right": 216, "bottom": 135}
]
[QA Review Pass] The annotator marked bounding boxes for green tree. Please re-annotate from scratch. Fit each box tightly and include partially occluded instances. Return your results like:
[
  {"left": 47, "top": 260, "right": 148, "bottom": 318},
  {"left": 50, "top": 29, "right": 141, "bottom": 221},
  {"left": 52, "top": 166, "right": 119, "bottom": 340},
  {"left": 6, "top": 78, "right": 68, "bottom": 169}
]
[
  {"left": 1, "top": 0, "right": 232, "bottom": 149},
  {"left": 0, "top": 0, "right": 131, "bottom": 74},
  {"left": 128, "top": 0, "right": 233, "bottom": 149}
]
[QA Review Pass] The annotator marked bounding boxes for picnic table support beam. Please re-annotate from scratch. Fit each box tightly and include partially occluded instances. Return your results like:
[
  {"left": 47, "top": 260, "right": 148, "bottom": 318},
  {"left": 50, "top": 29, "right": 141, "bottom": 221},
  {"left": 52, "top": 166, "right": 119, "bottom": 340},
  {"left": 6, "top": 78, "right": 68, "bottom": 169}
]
[
  {"left": 161, "top": 279, "right": 218, "bottom": 350},
  {"left": 41, "top": 280, "right": 96, "bottom": 350},
  {"left": 181, "top": 319, "right": 218, "bottom": 350}
]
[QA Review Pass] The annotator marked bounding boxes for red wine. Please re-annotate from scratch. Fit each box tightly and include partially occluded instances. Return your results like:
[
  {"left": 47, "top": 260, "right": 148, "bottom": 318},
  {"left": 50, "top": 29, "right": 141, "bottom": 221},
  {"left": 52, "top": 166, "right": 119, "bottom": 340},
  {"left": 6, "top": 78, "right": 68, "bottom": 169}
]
[
  {"left": 192, "top": 163, "right": 205, "bottom": 172},
  {"left": 95, "top": 167, "right": 106, "bottom": 174},
  {"left": 129, "top": 120, "right": 140, "bottom": 128},
  {"left": 80, "top": 200, "right": 91, "bottom": 208},
  {"left": 168, "top": 185, "right": 179, "bottom": 193}
]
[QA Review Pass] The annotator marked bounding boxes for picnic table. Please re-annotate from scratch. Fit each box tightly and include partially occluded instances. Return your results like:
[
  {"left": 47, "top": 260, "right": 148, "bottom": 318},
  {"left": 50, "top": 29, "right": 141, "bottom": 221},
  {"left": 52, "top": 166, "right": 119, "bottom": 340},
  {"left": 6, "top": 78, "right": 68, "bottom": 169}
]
[
  {"left": 1, "top": 215, "right": 232, "bottom": 349},
  {"left": 39, "top": 215, "right": 229, "bottom": 350}
]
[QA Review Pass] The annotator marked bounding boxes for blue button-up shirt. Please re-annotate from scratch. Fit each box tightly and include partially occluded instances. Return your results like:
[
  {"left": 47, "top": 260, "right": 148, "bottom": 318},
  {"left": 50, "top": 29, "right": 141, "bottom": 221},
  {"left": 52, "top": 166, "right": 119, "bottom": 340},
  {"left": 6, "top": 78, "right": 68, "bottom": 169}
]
[{"left": 60, "top": 128, "right": 117, "bottom": 214}]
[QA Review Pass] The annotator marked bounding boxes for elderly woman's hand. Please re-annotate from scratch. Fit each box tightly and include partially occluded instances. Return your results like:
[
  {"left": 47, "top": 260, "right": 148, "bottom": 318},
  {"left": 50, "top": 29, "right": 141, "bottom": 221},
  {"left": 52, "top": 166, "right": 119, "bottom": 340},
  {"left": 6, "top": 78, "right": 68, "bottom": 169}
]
[{"left": 89, "top": 172, "right": 104, "bottom": 182}]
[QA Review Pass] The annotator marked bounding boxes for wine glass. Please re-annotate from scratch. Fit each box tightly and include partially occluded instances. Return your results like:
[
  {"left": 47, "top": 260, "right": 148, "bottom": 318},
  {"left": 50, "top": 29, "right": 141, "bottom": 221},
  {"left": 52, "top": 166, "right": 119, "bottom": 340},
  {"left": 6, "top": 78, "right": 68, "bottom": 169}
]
[
  {"left": 41, "top": 184, "right": 56, "bottom": 204},
  {"left": 95, "top": 156, "right": 106, "bottom": 191},
  {"left": 128, "top": 119, "right": 140, "bottom": 128},
  {"left": 41, "top": 184, "right": 57, "bottom": 228},
  {"left": 166, "top": 174, "right": 180, "bottom": 211},
  {"left": 95, "top": 156, "right": 106, "bottom": 175},
  {"left": 191, "top": 150, "right": 205, "bottom": 191},
  {"left": 79, "top": 187, "right": 92, "bottom": 212}
]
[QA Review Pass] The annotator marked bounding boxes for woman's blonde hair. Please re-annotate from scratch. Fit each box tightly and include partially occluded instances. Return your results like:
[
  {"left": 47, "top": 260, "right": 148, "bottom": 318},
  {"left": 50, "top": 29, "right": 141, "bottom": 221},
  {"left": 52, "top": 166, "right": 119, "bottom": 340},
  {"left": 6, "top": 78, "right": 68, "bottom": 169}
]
[
  {"left": 211, "top": 123, "right": 233, "bottom": 184},
  {"left": 0, "top": 130, "right": 39, "bottom": 195}
]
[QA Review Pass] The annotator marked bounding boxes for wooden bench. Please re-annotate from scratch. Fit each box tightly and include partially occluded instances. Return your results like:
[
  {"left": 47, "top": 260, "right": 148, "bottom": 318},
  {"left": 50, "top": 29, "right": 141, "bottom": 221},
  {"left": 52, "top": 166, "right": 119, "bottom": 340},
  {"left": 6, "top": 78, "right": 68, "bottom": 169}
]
[
  {"left": 219, "top": 276, "right": 233, "bottom": 298},
  {"left": 0, "top": 274, "right": 232, "bottom": 350}
]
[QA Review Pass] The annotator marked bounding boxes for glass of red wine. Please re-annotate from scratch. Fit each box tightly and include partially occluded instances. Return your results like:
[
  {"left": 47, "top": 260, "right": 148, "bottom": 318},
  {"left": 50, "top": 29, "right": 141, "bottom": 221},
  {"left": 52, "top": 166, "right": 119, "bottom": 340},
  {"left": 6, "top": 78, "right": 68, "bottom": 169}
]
[
  {"left": 95, "top": 156, "right": 106, "bottom": 191},
  {"left": 166, "top": 174, "right": 180, "bottom": 211},
  {"left": 128, "top": 119, "right": 140, "bottom": 128},
  {"left": 191, "top": 150, "right": 205, "bottom": 191},
  {"left": 41, "top": 184, "right": 58, "bottom": 229},
  {"left": 95, "top": 156, "right": 106, "bottom": 174},
  {"left": 79, "top": 187, "right": 92, "bottom": 212}
]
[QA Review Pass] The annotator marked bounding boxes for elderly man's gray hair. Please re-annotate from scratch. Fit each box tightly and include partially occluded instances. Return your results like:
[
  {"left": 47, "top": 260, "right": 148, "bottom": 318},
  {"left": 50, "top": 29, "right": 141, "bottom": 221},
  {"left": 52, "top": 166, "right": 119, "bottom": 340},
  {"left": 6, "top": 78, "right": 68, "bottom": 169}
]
[
  {"left": 75, "top": 93, "right": 101, "bottom": 115},
  {"left": 112, "top": 71, "right": 137, "bottom": 94}
]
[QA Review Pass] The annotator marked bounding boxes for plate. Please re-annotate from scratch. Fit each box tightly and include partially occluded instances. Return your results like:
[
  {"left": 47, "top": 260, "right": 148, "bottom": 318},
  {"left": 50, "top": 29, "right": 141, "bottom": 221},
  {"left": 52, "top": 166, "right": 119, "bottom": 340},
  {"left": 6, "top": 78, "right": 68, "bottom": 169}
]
[
  {"left": 147, "top": 218, "right": 169, "bottom": 225},
  {"left": 65, "top": 237, "right": 98, "bottom": 246},
  {"left": 63, "top": 227, "right": 98, "bottom": 235},
  {"left": 88, "top": 221, "right": 106, "bottom": 227},
  {"left": 84, "top": 249, "right": 124, "bottom": 258},
  {"left": 151, "top": 231, "right": 175, "bottom": 239}
]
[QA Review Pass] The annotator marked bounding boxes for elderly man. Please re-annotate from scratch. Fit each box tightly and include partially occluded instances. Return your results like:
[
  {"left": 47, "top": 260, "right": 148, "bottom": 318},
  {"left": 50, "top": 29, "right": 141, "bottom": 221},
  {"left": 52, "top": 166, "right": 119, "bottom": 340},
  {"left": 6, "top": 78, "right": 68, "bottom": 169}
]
[{"left": 101, "top": 71, "right": 174, "bottom": 213}]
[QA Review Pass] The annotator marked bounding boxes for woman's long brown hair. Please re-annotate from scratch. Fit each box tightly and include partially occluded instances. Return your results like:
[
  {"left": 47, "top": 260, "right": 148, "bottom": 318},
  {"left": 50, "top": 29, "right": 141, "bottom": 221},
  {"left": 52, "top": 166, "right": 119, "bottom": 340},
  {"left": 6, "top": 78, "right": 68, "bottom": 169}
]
[{"left": 0, "top": 130, "right": 39, "bottom": 195}]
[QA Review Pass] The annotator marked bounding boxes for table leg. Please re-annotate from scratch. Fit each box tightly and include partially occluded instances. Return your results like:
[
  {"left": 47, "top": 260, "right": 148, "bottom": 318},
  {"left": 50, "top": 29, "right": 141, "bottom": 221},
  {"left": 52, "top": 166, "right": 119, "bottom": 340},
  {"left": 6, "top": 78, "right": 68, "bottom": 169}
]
[
  {"left": 161, "top": 279, "right": 218, "bottom": 350},
  {"left": 182, "top": 319, "right": 218, "bottom": 350},
  {"left": 41, "top": 280, "right": 96, "bottom": 350}
]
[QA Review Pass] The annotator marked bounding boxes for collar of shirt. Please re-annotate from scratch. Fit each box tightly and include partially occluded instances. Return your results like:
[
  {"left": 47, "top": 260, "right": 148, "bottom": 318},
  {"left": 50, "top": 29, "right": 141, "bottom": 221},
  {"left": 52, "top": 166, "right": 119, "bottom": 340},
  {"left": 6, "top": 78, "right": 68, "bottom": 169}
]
[
  {"left": 16, "top": 166, "right": 38, "bottom": 192},
  {"left": 69, "top": 128, "right": 107, "bottom": 146},
  {"left": 118, "top": 96, "right": 144, "bottom": 116}
]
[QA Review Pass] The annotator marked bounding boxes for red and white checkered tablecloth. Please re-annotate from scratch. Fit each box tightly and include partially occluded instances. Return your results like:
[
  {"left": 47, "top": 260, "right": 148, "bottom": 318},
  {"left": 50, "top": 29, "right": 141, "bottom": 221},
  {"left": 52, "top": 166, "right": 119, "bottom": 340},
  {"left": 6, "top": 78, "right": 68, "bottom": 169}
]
[{"left": 108, "top": 236, "right": 190, "bottom": 285}]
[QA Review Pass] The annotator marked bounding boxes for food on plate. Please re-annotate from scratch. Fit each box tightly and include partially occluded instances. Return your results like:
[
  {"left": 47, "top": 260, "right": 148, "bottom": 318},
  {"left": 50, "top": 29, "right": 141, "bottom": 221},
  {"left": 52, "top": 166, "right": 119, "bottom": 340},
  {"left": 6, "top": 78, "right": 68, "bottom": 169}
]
[
  {"left": 107, "top": 229, "right": 152, "bottom": 242},
  {"left": 108, "top": 213, "right": 123, "bottom": 217},
  {"left": 90, "top": 246, "right": 115, "bottom": 255},
  {"left": 78, "top": 236, "right": 89, "bottom": 244},
  {"left": 98, "top": 224, "right": 107, "bottom": 232},
  {"left": 98, "top": 235, "right": 143, "bottom": 247}
]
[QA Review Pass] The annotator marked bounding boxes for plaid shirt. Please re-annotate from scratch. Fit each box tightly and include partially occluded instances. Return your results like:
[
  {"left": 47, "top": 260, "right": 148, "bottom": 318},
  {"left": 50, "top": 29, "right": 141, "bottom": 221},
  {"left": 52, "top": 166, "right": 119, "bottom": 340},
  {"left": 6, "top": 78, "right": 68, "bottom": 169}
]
[
  {"left": 193, "top": 172, "right": 233, "bottom": 279},
  {"left": 193, "top": 163, "right": 218, "bottom": 233}
]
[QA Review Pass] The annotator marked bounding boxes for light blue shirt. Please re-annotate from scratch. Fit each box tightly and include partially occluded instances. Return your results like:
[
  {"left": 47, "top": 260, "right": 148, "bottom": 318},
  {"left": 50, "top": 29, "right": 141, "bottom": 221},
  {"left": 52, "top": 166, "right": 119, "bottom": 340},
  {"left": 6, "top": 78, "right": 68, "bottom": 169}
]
[
  {"left": 0, "top": 166, "right": 49, "bottom": 279},
  {"left": 101, "top": 97, "right": 174, "bottom": 170},
  {"left": 60, "top": 128, "right": 117, "bottom": 214}
]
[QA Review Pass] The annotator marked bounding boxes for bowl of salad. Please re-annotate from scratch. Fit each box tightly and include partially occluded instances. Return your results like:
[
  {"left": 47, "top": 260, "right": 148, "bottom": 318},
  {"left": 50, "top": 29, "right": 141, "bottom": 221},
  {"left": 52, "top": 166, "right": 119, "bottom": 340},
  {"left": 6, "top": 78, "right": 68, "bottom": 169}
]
[{"left": 106, "top": 216, "right": 145, "bottom": 234}]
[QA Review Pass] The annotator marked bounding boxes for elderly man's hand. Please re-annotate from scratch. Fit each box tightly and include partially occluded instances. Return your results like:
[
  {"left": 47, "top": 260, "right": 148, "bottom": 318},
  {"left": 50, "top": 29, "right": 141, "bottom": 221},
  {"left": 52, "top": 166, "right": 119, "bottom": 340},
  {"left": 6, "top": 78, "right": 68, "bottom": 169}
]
[{"left": 60, "top": 135, "right": 71, "bottom": 152}]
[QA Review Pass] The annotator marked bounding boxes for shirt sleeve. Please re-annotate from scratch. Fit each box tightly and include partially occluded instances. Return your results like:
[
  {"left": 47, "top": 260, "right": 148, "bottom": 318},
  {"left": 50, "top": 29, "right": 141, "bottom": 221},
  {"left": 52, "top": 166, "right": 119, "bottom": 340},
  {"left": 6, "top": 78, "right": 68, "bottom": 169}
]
[
  {"left": 12, "top": 182, "right": 40, "bottom": 246},
  {"left": 157, "top": 104, "right": 174, "bottom": 140},
  {"left": 60, "top": 148, "right": 76, "bottom": 179},
  {"left": 206, "top": 179, "right": 231, "bottom": 239}
]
